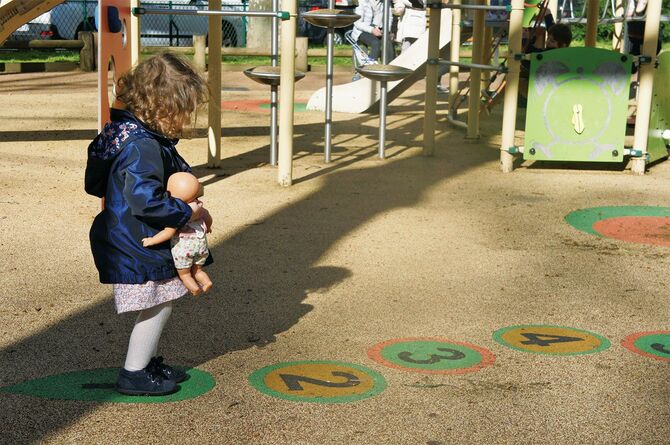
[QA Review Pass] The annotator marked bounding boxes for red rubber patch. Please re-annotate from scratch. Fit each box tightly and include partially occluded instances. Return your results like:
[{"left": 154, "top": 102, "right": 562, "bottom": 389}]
[
  {"left": 592, "top": 216, "right": 670, "bottom": 246},
  {"left": 221, "top": 99, "right": 268, "bottom": 112}
]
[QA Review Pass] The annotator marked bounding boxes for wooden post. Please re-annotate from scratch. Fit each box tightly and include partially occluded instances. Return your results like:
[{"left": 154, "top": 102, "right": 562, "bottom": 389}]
[
  {"left": 499, "top": 0, "right": 523, "bottom": 173},
  {"left": 612, "top": 0, "right": 624, "bottom": 52},
  {"left": 278, "top": 0, "right": 297, "bottom": 186},
  {"left": 295, "top": 36, "right": 308, "bottom": 72},
  {"left": 547, "top": 0, "right": 558, "bottom": 18},
  {"left": 130, "top": 0, "right": 140, "bottom": 65},
  {"left": 78, "top": 31, "right": 95, "bottom": 71},
  {"left": 208, "top": 0, "right": 222, "bottom": 168},
  {"left": 422, "top": 4, "right": 442, "bottom": 157},
  {"left": 467, "top": 0, "right": 485, "bottom": 140},
  {"left": 481, "top": 25, "right": 492, "bottom": 94},
  {"left": 193, "top": 34, "right": 206, "bottom": 72},
  {"left": 585, "top": 0, "right": 599, "bottom": 47},
  {"left": 631, "top": 0, "right": 662, "bottom": 175},
  {"left": 448, "top": 0, "right": 461, "bottom": 119}
]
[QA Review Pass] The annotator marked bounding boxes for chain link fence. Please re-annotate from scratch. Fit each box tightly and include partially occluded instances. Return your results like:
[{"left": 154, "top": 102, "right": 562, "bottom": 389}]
[{"left": 140, "top": 1, "right": 248, "bottom": 47}]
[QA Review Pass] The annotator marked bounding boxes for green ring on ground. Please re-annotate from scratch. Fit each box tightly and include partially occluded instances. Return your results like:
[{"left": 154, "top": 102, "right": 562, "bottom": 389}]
[
  {"left": 258, "top": 102, "right": 308, "bottom": 112},
  {"left": 248, "top": 360, "right": 387, "bottom": 404},
  {"left": 0, "top": 367, "right": 215, "bottom": 403},
  {"left": 622, "top": 331, "right": 670, "bottom": 362},
  {"left": 493, "top": 325, "right": 611, "bottom": 356},
  {"left": 565, "top": 206, "right": 670, "bottom": 237},
  {"left": 367, "top": 337, "right": 496, "bottom": 375}
]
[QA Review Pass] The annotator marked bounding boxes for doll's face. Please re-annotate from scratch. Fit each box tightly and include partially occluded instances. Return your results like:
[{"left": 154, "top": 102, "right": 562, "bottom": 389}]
[{"left": 167, "top": 172, "right": 202, "bottom": 203}]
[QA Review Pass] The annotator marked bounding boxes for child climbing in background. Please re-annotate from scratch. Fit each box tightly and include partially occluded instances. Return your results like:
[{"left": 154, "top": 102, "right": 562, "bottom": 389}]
[
  {"left": 518, "top": 7, "right": 572, "bottom": 106},
  {"left": 85, "top": 52, "right": 210, "bottom": 396},
  {"left": 142, "top": 172, "right": 213, "bottom": 296}
]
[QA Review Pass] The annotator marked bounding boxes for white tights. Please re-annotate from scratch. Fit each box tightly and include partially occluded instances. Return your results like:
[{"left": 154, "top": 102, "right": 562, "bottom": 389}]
[{"left": 123, "top": 302, "right": 173, "bottom": 371}]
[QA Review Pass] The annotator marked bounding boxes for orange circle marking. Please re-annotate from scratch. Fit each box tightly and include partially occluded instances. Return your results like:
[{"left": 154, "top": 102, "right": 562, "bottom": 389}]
[{"left": 593, "top": 216, "right": 670, "bottom": 247}]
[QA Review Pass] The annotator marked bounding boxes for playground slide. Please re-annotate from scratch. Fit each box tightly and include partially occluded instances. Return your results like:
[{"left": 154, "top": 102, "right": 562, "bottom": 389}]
[
  {"left": 0, "top": 0, "right": 65, "bottom": 44},
  {"left": 307, "top": 8, "right": 452, "bottom": 114}
]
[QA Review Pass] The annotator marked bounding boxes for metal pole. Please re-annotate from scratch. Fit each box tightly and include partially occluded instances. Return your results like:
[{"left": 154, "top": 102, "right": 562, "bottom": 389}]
[
  {"left": 585, "top": 0, "right": 599, "bottom": 47},
  {"left": 422, "top": 5, "right": 442, "bottom": 156},
  {"left": 448, "top": 0, "right": 461, "bottom": 121},
  {"left": 270, "top": 0, "right": 279, "bottom": 165},
  {"left": 325, "top": 23, "right": 334, "bottom": 162},
  {"left": 133, "top": 8, "right": 290, "bottom": 18},
  {"left": 499, "top": 0, "right": 523, "bottom": 172},
  {"left": 467, "top": 0, "right": 485, "bottom": 140},
  {"left": 379, "top": 0, "right": 390, "bottom": 159},
  {"left": 631, "top": 0, "right": 661, "bottom": 175},
  {"left": 278, "top": 0, "right": 297, "bottom": 185}
]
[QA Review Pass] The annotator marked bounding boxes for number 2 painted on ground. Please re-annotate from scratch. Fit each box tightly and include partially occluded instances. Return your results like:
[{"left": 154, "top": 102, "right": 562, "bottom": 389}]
[
  {"left": 397, "top": 347, "right": 466, "bottom": 364},
  {"left": 279, "top": 372, "right": 360, "bottom": 391}
]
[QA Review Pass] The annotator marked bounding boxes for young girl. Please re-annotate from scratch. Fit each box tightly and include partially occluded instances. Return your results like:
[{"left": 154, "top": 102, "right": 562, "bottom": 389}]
[{"left": 85, "top": 53, "right": 210, "bottom": 396}]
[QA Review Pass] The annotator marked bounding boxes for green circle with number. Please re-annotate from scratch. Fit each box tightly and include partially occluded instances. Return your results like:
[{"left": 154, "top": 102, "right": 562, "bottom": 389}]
[
  {"left": 248, "top": 361, "right": 387, "bottom": 404},
  {"left": 622, "top": 331, "right": 670, "bottom": 362},
  {"left": 0, "top": 367, "right": 215, "bottom": 403},
  {"left": 368, "top": 338, "right": 496, "bottom": 374}
]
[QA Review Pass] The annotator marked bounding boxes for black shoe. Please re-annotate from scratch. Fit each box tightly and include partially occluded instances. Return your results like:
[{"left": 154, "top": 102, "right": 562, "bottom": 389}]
[
  {"left": 147, "top": 356, "right": 188, "bottom": 383},
  {"left": 115, "top": 368, "right": 178, "bottom": 396}
]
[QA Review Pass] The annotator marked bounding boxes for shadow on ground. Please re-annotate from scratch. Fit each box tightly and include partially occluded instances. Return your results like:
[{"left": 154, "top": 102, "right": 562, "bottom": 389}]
[{"left": 0, "top": 100, "right": 500, "bottom": 442}]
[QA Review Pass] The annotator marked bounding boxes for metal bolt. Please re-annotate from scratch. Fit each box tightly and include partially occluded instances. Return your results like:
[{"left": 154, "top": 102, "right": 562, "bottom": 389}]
[
  {"left": 612, "top": 150, "right": 619, "bottom": 157},
  {"left": 529, "top": 147, "right": 536, "bottom": 155}
]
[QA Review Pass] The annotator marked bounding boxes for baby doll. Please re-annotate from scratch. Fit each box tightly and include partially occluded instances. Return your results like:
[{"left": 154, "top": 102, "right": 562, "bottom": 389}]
[{"left": 142, "top": 172, "right": 213, "bottom": 296}]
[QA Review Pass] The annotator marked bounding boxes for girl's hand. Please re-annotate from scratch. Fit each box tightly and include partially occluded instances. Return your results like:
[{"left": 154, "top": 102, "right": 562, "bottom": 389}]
[{"left": 189, "top": 201, "right": 204, "bottom": 221}]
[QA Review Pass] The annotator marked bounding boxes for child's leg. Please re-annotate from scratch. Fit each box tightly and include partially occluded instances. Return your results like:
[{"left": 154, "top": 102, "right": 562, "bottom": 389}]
[
  {"left": 124, "top": 302, "right": 173, "bottom": 371},
  {"left": 192, "top": 264, "right": 213, "bottom": 292},
  {"left": 177, "top": 267, "right": 202, "bottom": 296}
]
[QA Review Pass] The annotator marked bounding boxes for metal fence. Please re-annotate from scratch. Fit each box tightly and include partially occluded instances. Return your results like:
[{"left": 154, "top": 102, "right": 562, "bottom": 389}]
[
  {"left": 140, "top": 1, "right": 249, "bottom": 47},
  {"left": 7, "top": 0, "right": 357, "bottom": 48}
]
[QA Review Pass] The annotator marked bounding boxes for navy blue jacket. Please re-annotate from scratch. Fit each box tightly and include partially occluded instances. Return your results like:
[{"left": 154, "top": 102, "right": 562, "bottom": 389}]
[{"left": 85, "top": 109, "right": 207, "bottom": 284}]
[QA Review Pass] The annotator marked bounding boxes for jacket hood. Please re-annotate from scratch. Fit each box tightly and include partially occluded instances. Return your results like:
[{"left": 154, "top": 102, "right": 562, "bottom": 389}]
[{"left": 84, "top": 109, "right": 151, "bottom": 198}]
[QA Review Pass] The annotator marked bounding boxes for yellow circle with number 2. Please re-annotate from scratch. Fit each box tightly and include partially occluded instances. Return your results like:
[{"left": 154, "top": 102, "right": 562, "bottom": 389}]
[{"left": 249, "top": 361, "right": 387, "bottom": 403}]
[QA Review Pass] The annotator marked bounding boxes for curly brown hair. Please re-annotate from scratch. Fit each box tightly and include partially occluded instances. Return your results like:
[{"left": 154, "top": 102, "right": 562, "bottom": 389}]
[{"left": 116, "top": 52, "right": 208, "bottom": 138}]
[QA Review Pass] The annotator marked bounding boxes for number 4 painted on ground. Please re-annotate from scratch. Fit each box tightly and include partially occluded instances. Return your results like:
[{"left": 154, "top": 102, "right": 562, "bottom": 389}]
[{"left": 520, "top": 333, "right": 584, "bottom": 347}]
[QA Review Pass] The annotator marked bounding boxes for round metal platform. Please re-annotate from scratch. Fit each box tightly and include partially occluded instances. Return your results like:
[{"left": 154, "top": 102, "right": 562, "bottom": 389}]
[
  {"left": 243, "top": 66, "right": 306, "bottom": 86},
  {"left": 355, "top": 64, "right": 414, "bottom": 82},
  {"left": 301, "top": 9, "right": 360, "bottom": 28}
]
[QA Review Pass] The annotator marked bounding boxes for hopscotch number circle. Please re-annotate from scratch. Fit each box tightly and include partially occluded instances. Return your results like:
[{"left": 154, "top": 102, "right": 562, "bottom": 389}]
[
  {"left": 367, "top": 338, "right": 495, "bottom": 375},
  {"left": 0, "top": 367, "right": 215, "bottom": 403},
  {"left": 248, "top": 361, "right": 387, "bottom": 403},
  {"left": 622, "top": 331, "right": 670, "bottom": 362},
  {"left": 493, "top": 325, "right": 611, "bottom": 355}
]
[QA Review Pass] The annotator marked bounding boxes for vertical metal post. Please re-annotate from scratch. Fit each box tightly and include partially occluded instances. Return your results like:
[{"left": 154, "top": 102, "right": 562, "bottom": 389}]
[
  {"left": 379, "top": 0, "right": 390, "bottom": 159},
  {"left": 130, "top": 0, "right": 140, "bottom": 66},
  {"left": 467, "top": 0, "right": 485, "bottom": 140},
  {"left": 499, "top": 0, "right": 523, "bottom": 172},
  {"left": 448, "top": 0, "right": 461, "bottom": 121},
  {"left": 323, "top": 0, "right": 336, "bottom": 162},
  {"left": 278, "top": 0, "right": 297, "bottom": 185},
  {"left": 270, "top": 0, "right": 279, "bottom": 165},
  {"left": 631, "top": 0, "right": 661, "bottom": 175},
  {"left": 207, "top": 0, "right": 222, "bottom": 168},
  {"left": 325, "top": 25, "right": 334, "bottom": 162},
  {"left": 422, "top": 4, "right": 441, "bottom": 156},
  {"left": 585, "top": 0, "right": 599, "bottom": 47}
]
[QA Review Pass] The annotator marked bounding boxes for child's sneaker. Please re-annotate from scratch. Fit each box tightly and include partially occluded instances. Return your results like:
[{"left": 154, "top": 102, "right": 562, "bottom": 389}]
[
  {"left": 363, "top": 57, "right": 379, "bottom": 66},
  {"left": 147, "top": 356, "right": 187, "bottom": 383},
  {"left": 115, "top": 368, "right": 178, "bottom": 396}
]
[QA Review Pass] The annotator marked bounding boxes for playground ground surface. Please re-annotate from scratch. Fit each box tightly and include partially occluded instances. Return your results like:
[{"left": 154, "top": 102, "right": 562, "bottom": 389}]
[{"left": 1, "top": 69, "right": 669, "bottom": 444}]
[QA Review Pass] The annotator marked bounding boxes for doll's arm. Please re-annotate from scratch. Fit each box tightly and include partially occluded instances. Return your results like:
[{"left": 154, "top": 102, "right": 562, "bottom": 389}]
[{"left": 142, "top": 227, "right": 178, "bottom": 247}]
